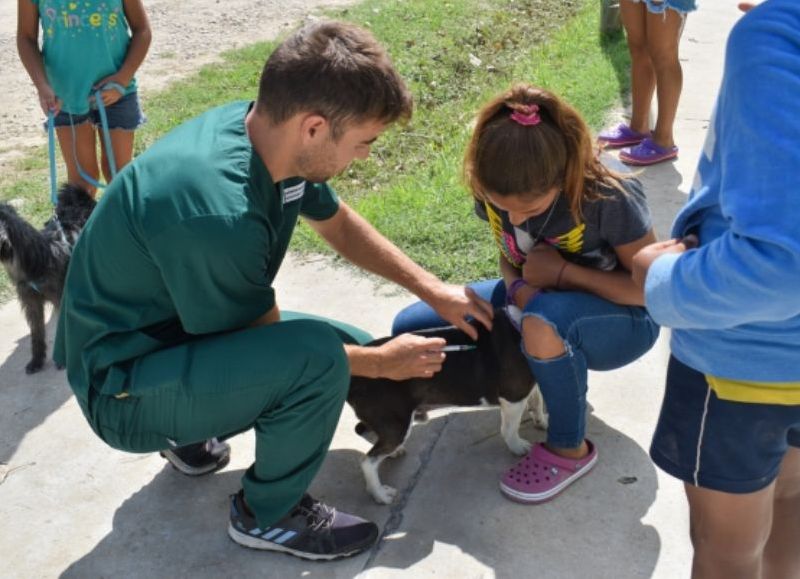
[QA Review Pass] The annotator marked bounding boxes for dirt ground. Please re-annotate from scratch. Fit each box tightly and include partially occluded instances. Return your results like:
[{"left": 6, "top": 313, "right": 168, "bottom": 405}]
[{"left": 0, "top": 0, "right": 356, "bottom": 168}]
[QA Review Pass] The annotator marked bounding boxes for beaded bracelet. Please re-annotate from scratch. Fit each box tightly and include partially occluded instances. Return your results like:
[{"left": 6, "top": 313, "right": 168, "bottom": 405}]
[
  {"left": 506, "top": 278, "right": 530, "bottom": 306},
  {"left": 555, "top": 262, "right": 569, "bottom": 289}
]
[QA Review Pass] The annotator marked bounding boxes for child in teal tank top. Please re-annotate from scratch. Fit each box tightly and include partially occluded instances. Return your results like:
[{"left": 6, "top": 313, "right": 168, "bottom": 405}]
[{"left": 17, "top": 0, "right": 151, "bottom": 195}]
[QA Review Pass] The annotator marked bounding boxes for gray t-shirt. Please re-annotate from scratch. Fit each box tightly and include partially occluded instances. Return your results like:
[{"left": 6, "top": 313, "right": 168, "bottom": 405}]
[{"left": 475, "top": 177, "right": 651, "bottom": 271}]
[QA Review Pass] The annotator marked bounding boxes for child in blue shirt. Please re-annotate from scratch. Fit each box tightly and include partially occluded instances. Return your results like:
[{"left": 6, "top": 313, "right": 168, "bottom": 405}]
[
  {"left": 633, "top": 1, "right": 800, "bottom": 576},
  {"left": 17, "top": 0, "right": 151, "bottom": 194}
]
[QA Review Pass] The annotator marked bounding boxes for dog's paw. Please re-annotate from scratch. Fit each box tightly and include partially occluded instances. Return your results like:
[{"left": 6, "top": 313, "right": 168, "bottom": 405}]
[
  {"left": 370, "top": 484, "right": 398, "bottom": 505},
  {"left": 388, "top": 446, "right": 406, "bottom": 459},
  {"left": 25, "top": 360, "right": 45, "bottom": 374},
  {"left": 506, "top": 437, "right": 532, "bottom": 456}
]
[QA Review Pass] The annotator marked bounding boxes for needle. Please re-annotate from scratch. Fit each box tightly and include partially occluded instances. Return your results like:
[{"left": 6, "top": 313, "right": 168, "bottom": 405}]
[{"left": 440, "top": 344, "right": 477, "bottom": 352}]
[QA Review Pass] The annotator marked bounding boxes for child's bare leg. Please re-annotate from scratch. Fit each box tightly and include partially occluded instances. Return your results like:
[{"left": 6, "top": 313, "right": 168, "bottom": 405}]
[
  {"left": 99, "top": 129, "right": 135, "bottom": 183},
  {"left": 621, "top": 0, "right": 654, "bottom": 134},
  {"left": 55, "top": 123, "right": 99, "bottom": 195},
  {"left": 685, "top": 482, "right": 774, "bottom": 579},
  {"left": 645, "top": 7, "right": 685, "bottom": 149},
  {"left": 763, "top": 447, "right": 800, "bottom": 579}
]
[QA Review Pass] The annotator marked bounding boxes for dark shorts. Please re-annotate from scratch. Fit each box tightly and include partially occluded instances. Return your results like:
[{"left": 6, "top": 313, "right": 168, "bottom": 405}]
[
  {"left": 49, "top": 91, "right": 146, "bottom": 131},
  {"left": 650, "top": 356, "right": 800, "bottom": 494}
]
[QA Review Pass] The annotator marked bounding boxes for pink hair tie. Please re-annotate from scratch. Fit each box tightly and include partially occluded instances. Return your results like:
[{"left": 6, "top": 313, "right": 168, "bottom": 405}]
[{"left": 510, "top": 104, "right": 541, "bottom": 126}]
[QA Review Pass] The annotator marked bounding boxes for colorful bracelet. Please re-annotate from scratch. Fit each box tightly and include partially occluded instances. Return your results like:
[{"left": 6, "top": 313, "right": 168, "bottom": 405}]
[{"left": 506, "top": 278, "right": 530, "bottom": 306}]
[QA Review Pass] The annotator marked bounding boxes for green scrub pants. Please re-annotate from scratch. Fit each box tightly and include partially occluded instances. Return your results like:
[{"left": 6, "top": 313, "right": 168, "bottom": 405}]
[{"left": 86, "top": 312, "right": 372, "bottom": 527}]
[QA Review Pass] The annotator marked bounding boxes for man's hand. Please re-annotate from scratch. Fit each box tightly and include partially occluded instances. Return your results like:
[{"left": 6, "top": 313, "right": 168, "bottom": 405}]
[
  {"left": 372, "top": 333, "right": 447, "bottom": 380},
  {"left": 522, "top": 244, "right": 567, "bottom": 289},
  {"left": 632, "top": 235, "right": 698, "bottom": 289},
  {"left": 427, "top": 284, "right": 493, "bottom": 340}
]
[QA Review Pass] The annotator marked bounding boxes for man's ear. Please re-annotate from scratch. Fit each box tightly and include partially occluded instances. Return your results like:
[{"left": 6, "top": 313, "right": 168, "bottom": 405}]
[{"left": 299, "top": 114, "right": 330, "bottom": 144}]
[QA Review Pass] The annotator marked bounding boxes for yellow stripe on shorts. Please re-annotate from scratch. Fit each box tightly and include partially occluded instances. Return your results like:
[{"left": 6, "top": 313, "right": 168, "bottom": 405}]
[{"left": 706, "top": 375, "right": 800, "bottom": 405}]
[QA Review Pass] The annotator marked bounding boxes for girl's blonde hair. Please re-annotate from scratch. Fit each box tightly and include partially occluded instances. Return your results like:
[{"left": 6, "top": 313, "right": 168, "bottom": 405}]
[{"left": 464, "top": 84, "right": 628, "bottom": 221}]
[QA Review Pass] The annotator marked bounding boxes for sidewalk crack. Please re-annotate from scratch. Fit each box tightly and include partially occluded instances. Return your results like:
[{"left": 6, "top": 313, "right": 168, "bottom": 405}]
[{"left": 361, "top": 414, "right": 452, "bottom": 569}]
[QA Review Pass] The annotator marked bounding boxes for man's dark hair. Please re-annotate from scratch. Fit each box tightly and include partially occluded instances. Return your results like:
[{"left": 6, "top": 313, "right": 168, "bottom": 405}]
[{"left": 256, "top": 20, "right": 413, "bottom": 138}]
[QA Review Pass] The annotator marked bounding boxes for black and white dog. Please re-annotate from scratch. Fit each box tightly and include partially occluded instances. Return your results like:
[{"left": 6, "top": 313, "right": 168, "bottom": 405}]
[
  {"left": 0, "top": 185, "right": 96, "bottom": 373},
  {"left": 347, "top": 308, "right": 547, "bottom": 504}
]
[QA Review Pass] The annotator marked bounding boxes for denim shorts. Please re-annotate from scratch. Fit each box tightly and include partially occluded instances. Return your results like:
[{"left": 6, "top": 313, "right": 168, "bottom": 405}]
[
  {"left": 629, "top": 0, "right": 697, "bottom": 16},
  {"left": 650, "top": 356, "right": 800, "bottom": 494},
  {"left": 50, "top": 91, "right": 146, "bottom": 131}
]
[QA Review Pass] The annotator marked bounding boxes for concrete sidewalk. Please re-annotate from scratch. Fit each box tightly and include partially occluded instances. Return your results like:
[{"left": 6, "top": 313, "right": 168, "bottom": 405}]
[{"left": 0, "top": 4, "right": 741, "bottom": 578}]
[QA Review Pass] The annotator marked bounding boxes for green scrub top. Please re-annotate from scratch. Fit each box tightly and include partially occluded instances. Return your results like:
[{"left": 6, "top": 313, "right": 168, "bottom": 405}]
[{"left": 54, "top": 101, "right": 340, "bottom": 405}]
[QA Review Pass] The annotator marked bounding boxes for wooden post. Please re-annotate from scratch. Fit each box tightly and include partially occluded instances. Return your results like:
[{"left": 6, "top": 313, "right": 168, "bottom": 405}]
[{"left": 601, "top": 0, "right": 622, "bottom": 34}]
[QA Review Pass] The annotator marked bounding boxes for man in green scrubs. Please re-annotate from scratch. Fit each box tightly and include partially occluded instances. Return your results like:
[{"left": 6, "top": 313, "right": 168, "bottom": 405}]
[{"left": 54, "top": 20, "right": 493, "bottom": 561}]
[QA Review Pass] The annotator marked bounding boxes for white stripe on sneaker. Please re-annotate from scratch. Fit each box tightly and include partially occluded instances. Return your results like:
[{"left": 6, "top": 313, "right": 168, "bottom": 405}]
[
  {"left": 261, "top": 528, "right": 284, "bottom": 540},
  {"left": 274, "top": 531, "right": 297, "bottom": 544}
]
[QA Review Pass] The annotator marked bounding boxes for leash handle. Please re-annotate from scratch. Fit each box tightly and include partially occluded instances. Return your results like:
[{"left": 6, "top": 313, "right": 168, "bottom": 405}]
[
  {"left": 47, "top": 110, "right": 58, "bottom": 205},
  {"left": 67, "top": 82, "right": 126, "bottom": 190}
]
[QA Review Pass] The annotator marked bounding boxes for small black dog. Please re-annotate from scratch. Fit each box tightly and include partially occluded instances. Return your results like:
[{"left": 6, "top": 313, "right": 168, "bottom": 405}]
[
  {"left": 348, "top": 308, "right": 547, "bottom": 504},
  {"left": 0, "top": 184, "right": 96, "bottom": 373}
]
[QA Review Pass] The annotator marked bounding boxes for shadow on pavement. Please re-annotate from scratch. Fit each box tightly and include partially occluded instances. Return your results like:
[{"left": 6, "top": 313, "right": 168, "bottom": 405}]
[
  {"left": 363, "top": 409, "right": 661, "bottom": 579},
  {"left": 59, "top": 405, "right": 661, "bottom": 579},
  {"left": 0, "top": 312, "right": 71, "bottom": 466},
  {"left": 637, "top": 162, "right": 685, "bottom": 239}
]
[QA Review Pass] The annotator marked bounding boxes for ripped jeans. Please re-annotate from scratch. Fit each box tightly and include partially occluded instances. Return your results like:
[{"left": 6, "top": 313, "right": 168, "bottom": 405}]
[{"left": 391, "top": 279, "right": 660, "bottom": 448}]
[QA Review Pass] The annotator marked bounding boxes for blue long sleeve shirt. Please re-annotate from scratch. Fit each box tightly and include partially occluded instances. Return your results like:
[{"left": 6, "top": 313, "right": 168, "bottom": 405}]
[{"left": 645, "top": 0, "right": 800, "bottom": 382}]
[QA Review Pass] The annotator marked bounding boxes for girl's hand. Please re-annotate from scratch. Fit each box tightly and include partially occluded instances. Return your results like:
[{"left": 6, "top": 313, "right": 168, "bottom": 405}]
[
  {"left": 522, "top": 244, "right": 567, "bottom": 288},
  {"left": 37, "top": 84, "right": 61, "bottom": 115},
  {"left": 92, "top": 74, "right": 129, "bottom": 107}
]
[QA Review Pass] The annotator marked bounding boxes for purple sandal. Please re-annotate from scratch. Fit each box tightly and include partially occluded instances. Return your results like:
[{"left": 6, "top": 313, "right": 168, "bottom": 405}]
[
  {"left": 597, "top": 123, "right": 649, "bottom": 148},
  {"left": 500, "top": 440, "right": 598, "bottom": 504},
  {"left": 619, "top": 138, "right": 679, "bottom": 166}
]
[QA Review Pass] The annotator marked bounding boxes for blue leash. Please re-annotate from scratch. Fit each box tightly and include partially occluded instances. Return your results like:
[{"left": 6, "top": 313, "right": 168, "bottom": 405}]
[
  {"left": 47, "top": 109, "right": 58, "bottom": 205},
  {"left": 65, "top": 81, "right": 126, "bottom": 190}
]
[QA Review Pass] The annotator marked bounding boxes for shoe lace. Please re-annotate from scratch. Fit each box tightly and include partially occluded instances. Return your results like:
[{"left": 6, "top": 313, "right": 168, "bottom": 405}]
[{"left": 296, "top": 497, "right": 336, "bottom": 531}]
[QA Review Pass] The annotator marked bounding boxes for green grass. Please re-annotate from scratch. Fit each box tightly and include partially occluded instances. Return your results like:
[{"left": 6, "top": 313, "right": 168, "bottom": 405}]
[{"left": 0, "top": 0, "right": 629, "bottom": 302}]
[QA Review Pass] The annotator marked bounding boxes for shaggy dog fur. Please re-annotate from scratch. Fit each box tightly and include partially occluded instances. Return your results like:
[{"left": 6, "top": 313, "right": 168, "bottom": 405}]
[{"left": 0, "top": 185, "right": 95, "bottom": 373}]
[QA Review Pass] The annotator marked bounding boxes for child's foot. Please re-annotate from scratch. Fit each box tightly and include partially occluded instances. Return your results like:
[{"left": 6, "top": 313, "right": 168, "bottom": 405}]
[
  {"left": 499, "top": 440, "right": 598, "bottom": 504},
  {"left": 619, "top": 137, "right": 678, "bottom": 166},
  {"left": 544, "top": 440, "right": 590, "bottom": 460},
  {"left": 597, "top": 123, "right": 649, "bottom": 148}
]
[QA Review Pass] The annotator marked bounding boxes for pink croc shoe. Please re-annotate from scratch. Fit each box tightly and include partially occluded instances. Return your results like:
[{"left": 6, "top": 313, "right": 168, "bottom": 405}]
[
  {"left": 597, "top": 123, "right": 649, "bottom": 148},
  {"left": 500, "top": 440, "right": 598, "bottom": 504}
]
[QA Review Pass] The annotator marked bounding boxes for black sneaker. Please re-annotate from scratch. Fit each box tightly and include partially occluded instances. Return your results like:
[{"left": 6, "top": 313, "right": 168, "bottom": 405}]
[
  {"left": 227, "top": 490, "right": 379, "bottom": 560},
  {"left": 159, "top": 438, "right": 231, "bottom": 476}
]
